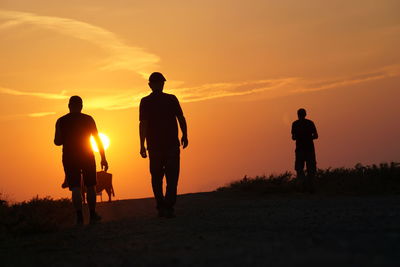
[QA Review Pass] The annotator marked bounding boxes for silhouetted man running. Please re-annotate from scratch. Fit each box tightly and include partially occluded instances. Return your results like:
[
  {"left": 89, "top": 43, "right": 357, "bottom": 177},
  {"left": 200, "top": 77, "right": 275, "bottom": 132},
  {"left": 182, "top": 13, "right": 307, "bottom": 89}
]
[
  {"left": 291, "top": 108, "right": 318, "bottom": 193},
  {"left": 54, "top": 96, "right": 108, "bottom": 225},
  {"left": 139, "top": 72, "right": 188, "bottom": 218}
]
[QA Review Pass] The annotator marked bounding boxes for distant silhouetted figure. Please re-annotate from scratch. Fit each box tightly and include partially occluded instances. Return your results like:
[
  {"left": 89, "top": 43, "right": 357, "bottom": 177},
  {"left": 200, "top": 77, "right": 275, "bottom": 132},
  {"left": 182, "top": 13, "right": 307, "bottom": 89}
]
[
  {"left": 291, "top": 108, "right": 318, "bottom": 193},
  {"left": 54, "top": 96, "right": 109, "bottom": 225},
  {"left": 139, "top": 72, "right": 188, "bottom": 218}
]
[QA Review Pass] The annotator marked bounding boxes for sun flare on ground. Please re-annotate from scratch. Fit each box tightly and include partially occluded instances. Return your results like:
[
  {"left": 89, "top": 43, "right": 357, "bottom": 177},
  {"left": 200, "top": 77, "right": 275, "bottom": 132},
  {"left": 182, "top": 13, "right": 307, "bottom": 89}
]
[{"left": 90, "top": 133, "right": 110, "bottom": 152}]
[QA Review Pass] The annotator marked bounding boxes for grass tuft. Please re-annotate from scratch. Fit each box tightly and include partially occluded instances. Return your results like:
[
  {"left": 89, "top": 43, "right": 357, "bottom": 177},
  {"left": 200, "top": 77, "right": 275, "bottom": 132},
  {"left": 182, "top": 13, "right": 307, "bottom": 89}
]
[
  {"left": 0, "top": 196, "right": 74, "bottom": 237},
  {"left": 218, "top": 162, "right": 400, "bottom": 195}
]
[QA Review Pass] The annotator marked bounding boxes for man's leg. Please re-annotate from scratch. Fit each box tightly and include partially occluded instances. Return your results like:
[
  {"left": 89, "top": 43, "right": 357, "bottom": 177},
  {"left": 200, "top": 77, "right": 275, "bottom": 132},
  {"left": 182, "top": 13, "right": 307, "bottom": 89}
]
[
  {"left": 86, "top": 186, "right": 100, "bottom": 222},
  {"left": 86, "top": 186, "right": 96, "bottom": 213},
  {"left": 71, "top": 187, "right": 83, "bottom": 224},
  {"left": 149, "top": 151, "right": 166, "bottom": 215},
  {"left": 63, "top": 161, "right": 84, "bottom": 225},
  {"left": 305, "top": 151, "right": 317, "bottom": 193},
  {"left": 81, "top": 179, "right": 86, "bottom": 204},
  {"left": 164, "top": 149, "right": 180, "bottom": 217},
  {"left": 295, "top": 150, "right": 306, "bottom": 192},
  {"left": 294, "top": 149, "right": 305, "bottom": 191},
  {"left": 82, "top": 160, "right": 100, "bottom": 223}
]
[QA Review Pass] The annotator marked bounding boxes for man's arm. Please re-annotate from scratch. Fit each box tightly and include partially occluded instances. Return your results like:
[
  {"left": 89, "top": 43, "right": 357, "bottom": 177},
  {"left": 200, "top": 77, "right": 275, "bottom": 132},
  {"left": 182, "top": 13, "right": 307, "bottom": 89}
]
[
  {"left": 173, "top": 96, "right": 188, "bottom": 149},
  {"left": 139, "top": 99, "right": 148, "bottom": 158},
  {"left": 312, "top": 122, "right": 318, "bottom": 140},
  {"left": 54, "top": 120, "right": 63, "bottom": 146},
  {"left": 177, "top": 115, "right": 188, "bottom": 148},
  {"left": 291, "top": 122, "right": 296, "bottom": 141},
  {"left": 139, "top": 120, "right": 148, "bottom": 158},
  {"left": 92, "top": 119, "right": 108, "bottom": 171},
  {"left": 93, "top": 133, "right": 108, "bottom": 171}
]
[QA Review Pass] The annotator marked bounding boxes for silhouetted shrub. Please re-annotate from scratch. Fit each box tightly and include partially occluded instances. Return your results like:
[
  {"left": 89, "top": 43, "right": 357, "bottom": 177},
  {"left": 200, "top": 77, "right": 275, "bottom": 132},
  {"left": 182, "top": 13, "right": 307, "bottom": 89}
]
[
  {"left": 218, "top": 162, "right": 400, "bottom": 195},
  {"left": 0, "top": 196, "right": 74, "bottom": 236}
]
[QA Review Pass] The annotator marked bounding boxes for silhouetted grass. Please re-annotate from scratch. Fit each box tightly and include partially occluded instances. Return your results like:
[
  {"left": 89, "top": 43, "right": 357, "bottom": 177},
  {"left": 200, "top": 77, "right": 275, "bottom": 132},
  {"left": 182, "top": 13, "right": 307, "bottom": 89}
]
[
  {"left": 0, "top": 196, "right": 74, "bottom": 237},
  {"left": 218, "top": 162, "right": 400, "bottom": 195},
  {"left": 1, "top": 162, "right": 399, "bottom": 236}
]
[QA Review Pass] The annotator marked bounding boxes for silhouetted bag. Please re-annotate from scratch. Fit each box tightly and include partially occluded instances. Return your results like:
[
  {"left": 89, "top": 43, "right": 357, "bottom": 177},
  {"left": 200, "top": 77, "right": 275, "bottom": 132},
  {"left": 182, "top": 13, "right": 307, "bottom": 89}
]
[{"left": 96, "top": 171, "right": 115, "bottom": 201}]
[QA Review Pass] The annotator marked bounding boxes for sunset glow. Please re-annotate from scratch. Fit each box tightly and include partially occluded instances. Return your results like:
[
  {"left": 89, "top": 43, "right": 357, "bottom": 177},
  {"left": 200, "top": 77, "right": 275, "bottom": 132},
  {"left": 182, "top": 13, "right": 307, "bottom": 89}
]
[
  {"left": 0, "top": 0, "right": 399, "bottom": 202},
  {"left": 90, "top": 133, "right": 110, "bottom": 152}
]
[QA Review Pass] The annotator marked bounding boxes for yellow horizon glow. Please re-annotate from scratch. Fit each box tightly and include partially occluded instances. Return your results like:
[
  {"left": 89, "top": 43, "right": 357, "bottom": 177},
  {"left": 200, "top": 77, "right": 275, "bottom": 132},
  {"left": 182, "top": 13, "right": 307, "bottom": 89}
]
[{"left": 90, "top": 133, "right": 110, "bottom": 152}]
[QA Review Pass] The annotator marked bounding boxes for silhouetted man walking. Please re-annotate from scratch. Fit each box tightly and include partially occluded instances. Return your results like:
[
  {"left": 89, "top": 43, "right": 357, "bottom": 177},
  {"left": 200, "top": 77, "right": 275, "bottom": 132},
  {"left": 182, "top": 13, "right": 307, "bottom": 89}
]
[
  {"left": 139, "top": 72, "right": 188, "bottom": 218},
  {"left": 291, "top": 108, "right": 318, "bottom": 193},
  {"left": 54, "top": 96, "right": 108, "bottom": 225}
]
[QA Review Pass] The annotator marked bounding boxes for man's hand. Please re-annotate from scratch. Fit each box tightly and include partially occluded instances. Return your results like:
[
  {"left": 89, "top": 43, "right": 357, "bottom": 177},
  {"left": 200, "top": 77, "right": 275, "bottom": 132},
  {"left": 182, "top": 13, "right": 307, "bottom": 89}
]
[
  {"left": 181, "top": 136, "right": 188, "bottom": 149},
  {"left": 140, "top": 146, "right": 147, "bottom": 158},
  {"left": 101, "top": 159, "right": 109, "bottom": 172}
]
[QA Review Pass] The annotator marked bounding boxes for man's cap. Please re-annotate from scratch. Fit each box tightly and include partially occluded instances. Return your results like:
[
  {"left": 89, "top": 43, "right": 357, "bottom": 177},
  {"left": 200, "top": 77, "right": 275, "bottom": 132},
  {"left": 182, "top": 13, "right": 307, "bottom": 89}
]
[
  {"left": 149, "top": 72, "right": 166, "bottom": 82},
  {"left": 69, "top": 95, "right": 83, "bottom": 105}
]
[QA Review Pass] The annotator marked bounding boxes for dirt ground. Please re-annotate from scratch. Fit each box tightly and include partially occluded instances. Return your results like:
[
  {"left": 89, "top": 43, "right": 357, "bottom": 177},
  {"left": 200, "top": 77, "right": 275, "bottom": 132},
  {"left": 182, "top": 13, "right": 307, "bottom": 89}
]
[{"left": 1, "top": 191, "right": 400, "bottom": 266}]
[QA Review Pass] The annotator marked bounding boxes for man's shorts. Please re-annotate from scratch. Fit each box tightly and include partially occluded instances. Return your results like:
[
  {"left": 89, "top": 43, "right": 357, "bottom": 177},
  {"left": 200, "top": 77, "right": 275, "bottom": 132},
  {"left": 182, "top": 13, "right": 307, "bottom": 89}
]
[
  {"left": 62, "top": 157, "right": 96, "bottom": 190},
  {"left": 148, "top": 148, "right": 180, "bottom": 177},
  {"left": 295, "top": 149, "right": 316, "bottom": 172}
]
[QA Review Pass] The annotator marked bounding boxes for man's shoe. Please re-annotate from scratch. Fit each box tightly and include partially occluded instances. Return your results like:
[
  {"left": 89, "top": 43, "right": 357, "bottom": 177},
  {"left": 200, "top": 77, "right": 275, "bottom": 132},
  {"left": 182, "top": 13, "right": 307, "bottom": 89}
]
[{"left": 89, "top": 212, "right": 102, "bottom": 224}]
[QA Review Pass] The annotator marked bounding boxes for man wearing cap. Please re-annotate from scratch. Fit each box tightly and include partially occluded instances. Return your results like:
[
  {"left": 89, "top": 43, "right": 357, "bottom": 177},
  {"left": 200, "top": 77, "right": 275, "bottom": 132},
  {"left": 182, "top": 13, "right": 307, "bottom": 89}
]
[
  {"left": 291, "top": 108, "right": 318, "bottom": 193},
  {"left": 139, "top": 72, "right": 188, "bottom": 218},
  {"left": 54, "top": 96, "right": 109, "bottom": 225}
]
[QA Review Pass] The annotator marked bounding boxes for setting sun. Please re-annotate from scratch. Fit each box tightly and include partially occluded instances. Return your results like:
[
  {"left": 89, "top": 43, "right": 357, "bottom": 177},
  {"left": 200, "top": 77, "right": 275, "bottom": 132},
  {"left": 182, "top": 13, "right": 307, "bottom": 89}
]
[{"left": 90, "top": 133, "right": 110, "bottom": 152}]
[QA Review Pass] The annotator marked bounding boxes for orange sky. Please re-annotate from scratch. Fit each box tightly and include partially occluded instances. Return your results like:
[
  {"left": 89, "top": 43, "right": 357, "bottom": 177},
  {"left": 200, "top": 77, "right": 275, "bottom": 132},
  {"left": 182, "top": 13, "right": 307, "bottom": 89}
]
[{"left": 0, "top": 0, "right": 399, "bottom": 201}]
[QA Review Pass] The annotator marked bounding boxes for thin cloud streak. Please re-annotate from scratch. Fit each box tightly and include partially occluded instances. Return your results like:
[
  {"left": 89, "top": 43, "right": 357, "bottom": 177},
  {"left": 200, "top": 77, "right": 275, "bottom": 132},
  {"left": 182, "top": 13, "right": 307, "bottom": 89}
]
[
  {"left": 86, "top": 66, "right": 400, "bottom": 110},
  {"left": 1, "top": 66, "right": 399, "bottom": 116},
  {"left": 0, "top": 9, "right": 159, "bottom": 77},
  {"left": 170, "top": 78, "right": 297, "bottom": 103},
  {"left": 63, "top": 79, "right": 296, "bottom": 111},
  {"left": 0, "top": 86, "right": 68, "bottom": 100},
  {"left": 293, "top": 66, "right": 400, "bottom": 94},
  {"left": 28, "top": 112, "right": 56, "bottom": 117}
]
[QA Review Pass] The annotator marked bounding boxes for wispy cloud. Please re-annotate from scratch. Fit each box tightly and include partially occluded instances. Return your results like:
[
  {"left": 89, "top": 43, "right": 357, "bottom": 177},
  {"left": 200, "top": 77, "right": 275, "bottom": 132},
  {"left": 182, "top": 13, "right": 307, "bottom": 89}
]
[
  {"left": 173, "top": 65, "right": 400, "bottom": 104},
  {"left": 82, "top": 64, "right": 400, "bottom": 110},
  {"left": 0, "top": 9, "right": 159, "bottom": 77},
  {"left": 170, "top": 78, "right": 297, "bottom": 102},
  {"left": 0, "top": 86, "right": 68, "bottom": 100},
  {"left": 293, "top": 65, "right": 400, "bottom": 94},
  {"left": 48, "top": 79, "right": 296, "bottom": 111},
  {"left": 2, "top": 65, "right": 399, "bottom": 116},
  {"left": 28, "top": 112, "right": 56, "bottom": 117},
  {"left": 0, "top": 6, "right": 398, "bottom": 115},
  {"left": 0, "top": 112, "right": 57, "bottom": 120}
]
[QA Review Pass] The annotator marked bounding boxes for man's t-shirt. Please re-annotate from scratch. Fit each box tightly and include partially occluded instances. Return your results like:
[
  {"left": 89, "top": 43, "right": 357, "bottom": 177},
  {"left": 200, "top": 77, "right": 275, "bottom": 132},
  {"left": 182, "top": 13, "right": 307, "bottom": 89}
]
[
  {"left": 139, "top": 92, "right": 183, "bottom": 151},
  {"left": 291, "top": 119, "right": 317, "bottom": 151},
  {"left": 55, "top": 113, "right": 97, "bottom": 161}
]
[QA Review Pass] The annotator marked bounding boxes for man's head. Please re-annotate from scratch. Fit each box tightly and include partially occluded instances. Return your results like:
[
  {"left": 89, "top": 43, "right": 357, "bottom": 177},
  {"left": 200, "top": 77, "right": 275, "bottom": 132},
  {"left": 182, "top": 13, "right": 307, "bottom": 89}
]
[
  {"left": 68, "top": 96, "right": 83, "bottom": 113},
  {"left": 148, "top": 72, "right": 166, "bottom": 93},
  {"left": 297, "top": 108, "right": 307, "bottom": 119}
]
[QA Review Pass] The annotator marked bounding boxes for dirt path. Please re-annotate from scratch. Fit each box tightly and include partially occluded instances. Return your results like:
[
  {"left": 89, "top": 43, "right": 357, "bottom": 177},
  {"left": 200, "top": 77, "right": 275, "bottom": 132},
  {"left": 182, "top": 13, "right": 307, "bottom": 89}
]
[{"left": 2, "top": 192, "right": 400, "bottom": 266}]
